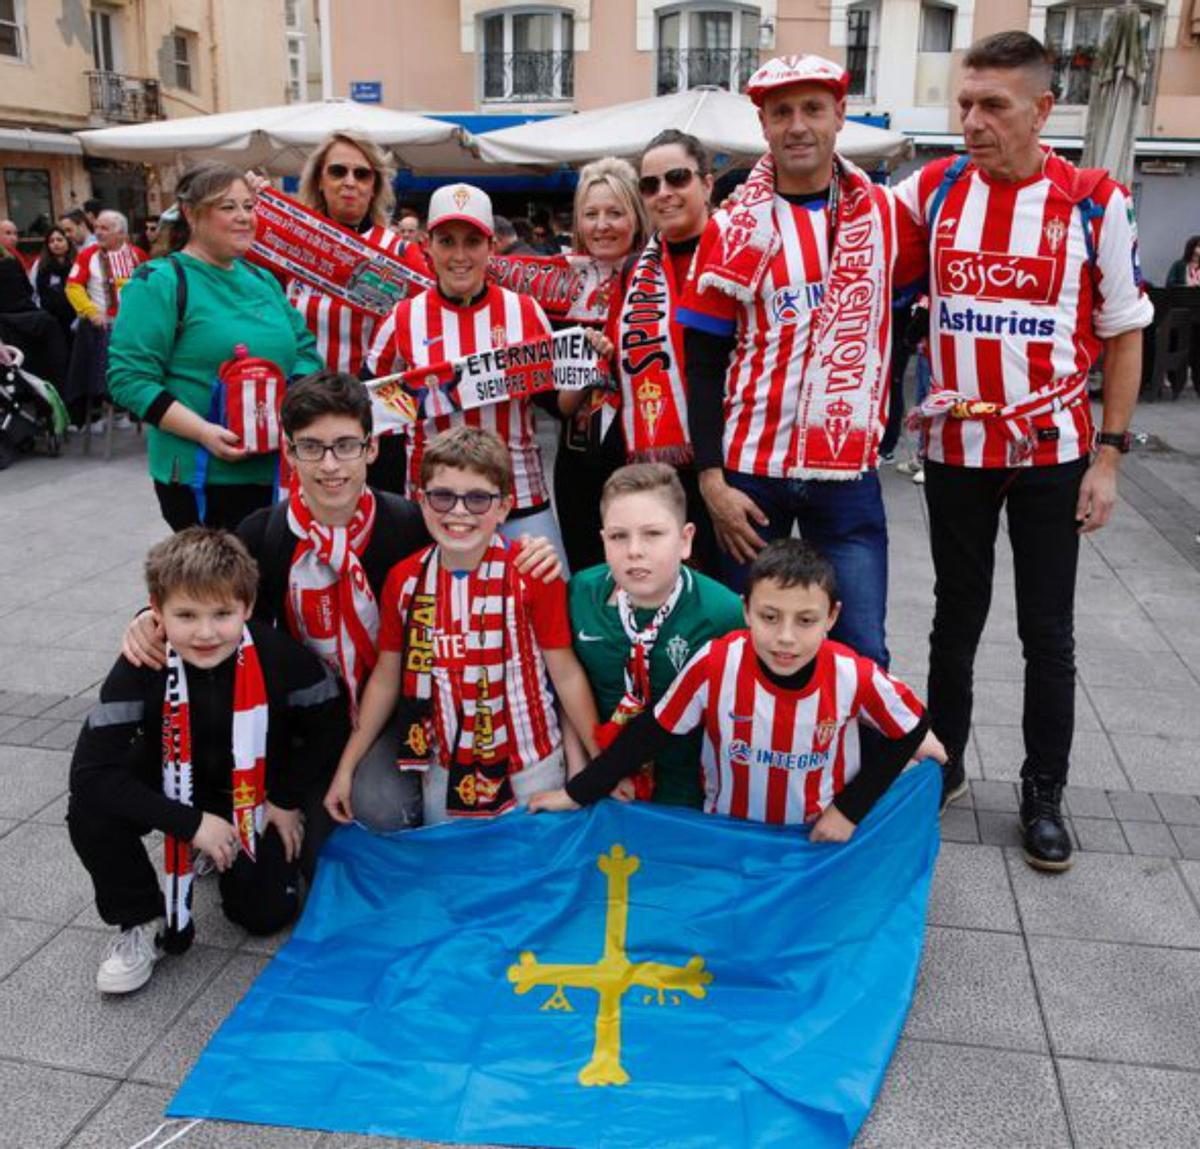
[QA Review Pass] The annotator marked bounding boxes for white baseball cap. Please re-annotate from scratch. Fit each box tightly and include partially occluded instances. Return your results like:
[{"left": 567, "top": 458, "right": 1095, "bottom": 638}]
[{"left": 426, "top": 183, "right": 494, "bottom": 238}]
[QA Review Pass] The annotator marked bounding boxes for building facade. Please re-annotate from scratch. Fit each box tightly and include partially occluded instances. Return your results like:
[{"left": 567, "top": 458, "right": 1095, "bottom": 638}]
[
  {"left": 0, "top": 0, "right": 291, "bottom": 246},
  {"left": 329, "top": 0, "right": 1200, "bottom": 277}
]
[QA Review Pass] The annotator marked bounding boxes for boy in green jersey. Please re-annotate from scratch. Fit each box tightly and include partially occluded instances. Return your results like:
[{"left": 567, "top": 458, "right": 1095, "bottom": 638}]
[{"left": 570, "top": 463, "right": 744, "bottom": 806}]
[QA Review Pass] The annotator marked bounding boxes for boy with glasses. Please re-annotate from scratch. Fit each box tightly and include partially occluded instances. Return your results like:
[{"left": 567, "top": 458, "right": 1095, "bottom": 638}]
[{"left": 328, "top": 426, "right": 599, "bottom": 825}]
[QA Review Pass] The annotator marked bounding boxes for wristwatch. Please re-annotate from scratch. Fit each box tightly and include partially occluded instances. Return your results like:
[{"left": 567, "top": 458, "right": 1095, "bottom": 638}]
[{"left": 1095, "top": 430, "right": 1132, "bottom": 454}]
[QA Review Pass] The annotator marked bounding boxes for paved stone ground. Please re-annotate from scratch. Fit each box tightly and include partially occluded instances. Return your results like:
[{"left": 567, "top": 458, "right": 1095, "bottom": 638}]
[{"left": 2, "top": 391, "right": 1199, "bottom": 1148}]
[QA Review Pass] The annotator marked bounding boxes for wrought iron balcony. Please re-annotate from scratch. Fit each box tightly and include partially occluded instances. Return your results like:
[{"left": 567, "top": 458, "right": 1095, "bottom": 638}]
[
  {"left": 483, "top": 51, "right": 574, "bottom": 102},
  {"left": 86, "top": 71, "right": 163, "bottom": 123},
  {"left": 656, "top": 48, "right": 758, "bottom": 96}
]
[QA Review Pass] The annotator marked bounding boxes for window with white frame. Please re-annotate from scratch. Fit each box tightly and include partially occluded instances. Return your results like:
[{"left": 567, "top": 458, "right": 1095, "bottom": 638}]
[
  {"left": 482, "top": 9, "right": 574, "bottom": 102},
  {"left": 656, "top": 6, "right": 759, "bottom": 95},
  {"left": 920, "top": 3, "right": 954, "bottom": 52},
  {"left": 170, "top": 28, "right": 195, "bottom": 91},
  {"left": 0, "top": 0, "right": 25, "bottom": 60},
  {"left": 1044, "top": 3, "right": 1160, "bottom": 106},
  {"left": 845, "top": 1, "right": 878, "bottom": 99}
]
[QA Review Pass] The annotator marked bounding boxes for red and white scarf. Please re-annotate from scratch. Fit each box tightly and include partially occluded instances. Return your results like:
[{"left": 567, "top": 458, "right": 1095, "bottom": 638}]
[
  {"left": 396, "top": 537, "right": 522, "bottom": 818},
  {"left": 284, "top": 486, "right": 379, "bottom": 714},
  {"left": 162, "top": 627, "right": 268, "bottom": 945},
  {"left": 617, "top": 233, "right": 692, "bottom": 464},
  {"left": 700, "top": 153, "right": 892, "bottom": 479}
]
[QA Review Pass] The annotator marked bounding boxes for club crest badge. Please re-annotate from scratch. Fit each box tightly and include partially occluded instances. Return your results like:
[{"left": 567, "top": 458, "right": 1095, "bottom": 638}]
[
  {"left": 452, "top": 185, "right": 471, "bottom": 210},
  {"left": 666, "top": 635, "right": 691, "bottom": 672},
  {"left": 1043, "top": 215, "right": 1067, "bottom": 255},
  {"left": 823, "top": 397, "right": 854, "bottom": 459}
]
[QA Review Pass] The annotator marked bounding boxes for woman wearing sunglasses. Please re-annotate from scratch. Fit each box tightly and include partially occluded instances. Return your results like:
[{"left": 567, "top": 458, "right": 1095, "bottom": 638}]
[
  {"left": 250, "top": 131, "right": 431, "bottom": 494},
  {"left": 609, "top": 129, "right": 719, "bottom": 570},
  {"left": 553, "top": 157, "right": 649, "bottom": 573}
]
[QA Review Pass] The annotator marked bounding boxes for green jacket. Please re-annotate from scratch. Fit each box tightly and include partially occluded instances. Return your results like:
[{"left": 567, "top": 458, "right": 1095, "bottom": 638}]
[{"left": 107, "top": 253, "right": 323, "bottom": 487}]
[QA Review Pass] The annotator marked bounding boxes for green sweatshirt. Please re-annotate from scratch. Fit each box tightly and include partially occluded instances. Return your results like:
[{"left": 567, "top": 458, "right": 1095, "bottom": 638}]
[{"left": 107, "top": 253, "right": 323, "bottom": 487}]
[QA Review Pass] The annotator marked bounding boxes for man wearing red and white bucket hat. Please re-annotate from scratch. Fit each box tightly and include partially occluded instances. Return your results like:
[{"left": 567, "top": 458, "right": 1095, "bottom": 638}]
[
  {"left": 679, "top": 55, "right": 925, "bottom": 666},
  {"left": 366, "top": 183, "right": 565, "bottom": 560}
]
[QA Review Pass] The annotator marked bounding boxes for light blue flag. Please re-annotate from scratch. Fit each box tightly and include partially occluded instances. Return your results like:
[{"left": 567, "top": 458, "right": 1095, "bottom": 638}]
[{"left": 170, "top": 760, "right": 941, "bottom": 1148}]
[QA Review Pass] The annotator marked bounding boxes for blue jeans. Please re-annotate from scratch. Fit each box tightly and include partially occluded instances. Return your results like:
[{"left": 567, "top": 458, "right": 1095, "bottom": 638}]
[{"left": 721, "top": 469, "right": 890, "bottom": 666}]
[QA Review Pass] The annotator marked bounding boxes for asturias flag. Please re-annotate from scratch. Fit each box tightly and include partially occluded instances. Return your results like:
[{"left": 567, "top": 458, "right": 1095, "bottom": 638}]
[{"left": 170, "top": 761, "right": 941, "bottom": 1148}]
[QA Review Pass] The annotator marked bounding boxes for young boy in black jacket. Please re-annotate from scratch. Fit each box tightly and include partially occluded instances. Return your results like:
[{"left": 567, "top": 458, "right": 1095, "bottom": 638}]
[{"left": 69, "top": 528, "right": 347, "bottom": 995}]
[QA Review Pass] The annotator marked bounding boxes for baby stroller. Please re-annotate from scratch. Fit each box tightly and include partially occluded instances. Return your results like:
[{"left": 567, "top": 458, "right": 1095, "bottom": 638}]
[{"left": 0, "top": 342, "right": 68, "bottom": 470}]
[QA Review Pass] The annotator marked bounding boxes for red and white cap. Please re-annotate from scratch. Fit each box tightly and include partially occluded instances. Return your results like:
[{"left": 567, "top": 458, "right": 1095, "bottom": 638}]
[
  {"left": 745, "top": 54, "right": 850, "bottom": 106},
  {"left": 427, "top": 182, "right": 495, "bottom": 237}
]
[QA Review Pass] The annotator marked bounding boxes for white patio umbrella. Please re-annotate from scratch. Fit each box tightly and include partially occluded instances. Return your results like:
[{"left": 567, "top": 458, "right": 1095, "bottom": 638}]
[
  {"left": 474, "top": 87, "right": 913, "bottom": 171},
  {"left": 76, "top": 99, "right": 480, "bottom": 175},
  {"left": 1080, "top": 4, "right": 1146, "bottom": 188}
]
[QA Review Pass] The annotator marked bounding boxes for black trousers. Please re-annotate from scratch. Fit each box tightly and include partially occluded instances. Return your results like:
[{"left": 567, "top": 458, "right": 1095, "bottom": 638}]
[
  {"left": 923, "top": 457, "right": 1088, "bottom": 784},
  {"left": 67, "top": 794, "right": 299, "bottom": 938},
  {"left": 154, "top": 480, "right": 275, "bottom": 533}
]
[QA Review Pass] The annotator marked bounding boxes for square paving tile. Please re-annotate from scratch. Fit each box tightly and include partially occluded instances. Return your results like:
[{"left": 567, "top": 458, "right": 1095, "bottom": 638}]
[
  {"left": 0, "top": 644, "right": 114, "bottom": 695},
  {"left": 131, "top": 953, "right": 268, "bottom": 1088},
  {"left": 904, "top": 927, "right": 1045, "bottom": 1052},
  {"left": 1071, "top": 817, "right": 1129, "bottom": 854},
  {"left": 0, "top": 927, "right": 229, "bottom": 1076},
  {"left": 0, "top": 743, "right": 70, "bottom": 819},
  {"left": 1171, "top": 824, "right": 1200, "bottom": 860},
  {"left": 1110, "top": 735, "right": 1200, "bottom": 795},
  {"left": 1006, "top": 849, "right": 1200, "bottom": 947},
  {"left": 1119, "top": 820, "right": 1180, "bottom": 857},
  {"left": 854, "top": 1040, "right": 1069, "bottom": 1148},
  {"left": 927, "top": 843, "right": 1019, "bottom": 933},
  {"left": 1089, "top": 686, "right": 1200, "bottom": 740},
  {"left": 0, "top": 915, "right": 56, "bottom": 978},
  {"left": 1028, "top": 936, "right": 1200, "bottom": 1069},
  {"left": 973, "top": 727, "right": 1129, "bottom": 790},
  {"left": 968, "top": 680, "right": 1100, "bottom": 732},
  {"left": 0, "top": 1061, "right": 115, "bottom": 1149},
  {"left": 1076, "top": 645, "right": 1192, "bottom": 689},
  {"left": 939, "top": 805, "right": 979, "bottom": 844},
  {"left": 66, "top": 1081, "right": 323, "bottom": 1148},
  {"left": 1059, "top": 1059, "right": 1200, "bottom": 1149},
  {"left": 0, "top": 822, "right": 95, "bottom": 924}
]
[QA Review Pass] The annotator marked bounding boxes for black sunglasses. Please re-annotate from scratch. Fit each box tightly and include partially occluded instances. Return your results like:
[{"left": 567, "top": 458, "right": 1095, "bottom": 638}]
[
  {"left": 638, "top": 168, "right": 698, "bottom": 197},
  {"left": 325, "top": 163, "right": 375, "bottom": 182}
]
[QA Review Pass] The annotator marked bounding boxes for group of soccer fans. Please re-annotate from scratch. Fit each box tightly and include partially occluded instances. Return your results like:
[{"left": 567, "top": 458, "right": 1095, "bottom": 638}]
[{"left": 67, "top": 30, "right": 1152, "bottom": 996}]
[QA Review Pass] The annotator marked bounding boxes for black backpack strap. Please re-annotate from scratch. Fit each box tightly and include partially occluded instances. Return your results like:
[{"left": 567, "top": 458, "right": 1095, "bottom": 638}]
[
  {"left": 166, "top": 253, "right": 187, "bottom": 340},
  {"left": 259, "top": 499, "right": 295, "bottom": 623}
]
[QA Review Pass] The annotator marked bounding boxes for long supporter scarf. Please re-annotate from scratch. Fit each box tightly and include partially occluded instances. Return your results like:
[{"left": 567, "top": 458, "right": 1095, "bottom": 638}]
[
  {"left": 595, "top": 573, "right": 687, "bottom": 800},
  {"left": 700, "top": 153, "right": 892, "bottom": 478},
  {"left": 284, "top": 486, "right": 379, "bottom": 714},
  {"left": 162, "top": 627, "right": 268, "bottom": 950},
  {"left": 617, "top": 233, "right": 692, "bottom": 464},
  {"left": 394, "top": 537, "right": 522, "bottom": 818}
]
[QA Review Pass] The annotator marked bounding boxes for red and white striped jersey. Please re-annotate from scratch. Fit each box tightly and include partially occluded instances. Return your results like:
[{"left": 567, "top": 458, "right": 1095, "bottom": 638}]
[
  {"left": 678, "top": 193, "right": 924, "bottom": 477},
  {"left": 893, "top": 152, "right": 1153, "bottom": 468},
  {"left": 67, "top": 243, "right": 145, "bottom": 317},
  {"left": 366, "top": 283, "right": 553, "bottom": 509},
  {"left": 286, "top": 226, "right": 429, "bottom": 374},
  {"left": 654, "top": 632, "right": 924, "bottom": 825},
  {"left": 378, "top": 547, "right": 571, "bottom": 771}
]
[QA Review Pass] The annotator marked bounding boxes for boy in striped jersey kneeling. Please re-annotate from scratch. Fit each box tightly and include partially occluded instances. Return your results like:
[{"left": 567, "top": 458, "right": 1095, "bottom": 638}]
[{"left": 532, "top": 538, "right": 945, "bottom": 838}]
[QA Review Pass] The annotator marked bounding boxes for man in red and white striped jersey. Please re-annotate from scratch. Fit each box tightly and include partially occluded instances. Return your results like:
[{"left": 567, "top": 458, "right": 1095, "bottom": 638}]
[
  {"left": 893, "top": 32, "right": 1153, "bottom": 871},
  {"left": 679, "top": 54, "right": 926, "bottom": 670},
  {"left": 532, "top": 540, "right": 945, "bottom": 836},
  {"left": 366, "top": 182, "right": 565, "bottom": 562},
  {"left": 270, "top": 131, "right": 430, "bottom": 495}
]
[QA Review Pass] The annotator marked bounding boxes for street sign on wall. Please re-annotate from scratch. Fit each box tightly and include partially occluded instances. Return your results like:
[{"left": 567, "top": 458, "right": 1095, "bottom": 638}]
[{"left": 350, "top": 81, "right": 382, "bottom": 104}]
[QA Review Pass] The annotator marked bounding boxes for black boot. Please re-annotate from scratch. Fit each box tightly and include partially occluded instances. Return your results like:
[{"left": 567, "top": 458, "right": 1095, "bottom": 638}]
[
  {"left": 940, "top": 755, "right": 967, "bottom": 812},
  {"left": 1020, "top": 778, "right": 1073, "bottom": 871}
]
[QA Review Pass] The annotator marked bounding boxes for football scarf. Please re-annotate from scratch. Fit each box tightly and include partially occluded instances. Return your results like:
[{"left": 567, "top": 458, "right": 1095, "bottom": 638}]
[
  {"left": 284, "top": 486, "right": 379, "bottom": 715},
  {"left": 393, "top": 537, "right": 521, "bottom": 819},
  {"left": 488, "top": 252, "right": 618, "bottom": 323},
  {"left": 617, "top": 232, "right": 692, "bottom": 464},
  {"left": 161, "top": 627, "right": 268, "bottom": 951},
  {"left": 699, "top": 153, "right": 891, "bottom": 479},
  {"left": 906, "top": 371, "right": 1091, "bottom": 465},
  {"left": 594, "top": 572, "right": 688, "bottom": 800},
  {"left": 250, "top": 187, "right": 433, "bottom": 317}
]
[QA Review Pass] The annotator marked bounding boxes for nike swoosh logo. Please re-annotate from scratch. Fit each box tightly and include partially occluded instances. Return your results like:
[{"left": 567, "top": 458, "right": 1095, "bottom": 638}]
[
  {"left": 728, "top": 713, "right": 754, "bottom": 722},
  {"left": 422, "top": 334, "right": 445, "bottom": 346},
  {"left": 577, "top": 631, "right": 605, "bottom": 642}
]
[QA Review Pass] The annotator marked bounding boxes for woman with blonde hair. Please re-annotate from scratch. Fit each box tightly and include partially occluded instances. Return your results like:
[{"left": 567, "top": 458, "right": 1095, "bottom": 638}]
[
  {"left": 108, "top": 161, "right": 323, "bottom": 531},
  {"left": 554, "top": 155, "right": 649, "bottom": 572}
]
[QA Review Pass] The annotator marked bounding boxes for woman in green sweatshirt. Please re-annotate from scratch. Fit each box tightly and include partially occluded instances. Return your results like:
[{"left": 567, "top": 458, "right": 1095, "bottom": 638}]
[{"left": 108, "top": 162, "right": 323, "bottom": 531}]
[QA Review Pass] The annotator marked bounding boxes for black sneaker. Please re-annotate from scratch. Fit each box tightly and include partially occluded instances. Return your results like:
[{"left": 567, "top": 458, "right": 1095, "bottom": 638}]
[
  {"left": 1019, "top": 778, "right": 1073, "bottom": 871},
  {"left": 940, "top": 756, "right": 968, "bottom": 812}
]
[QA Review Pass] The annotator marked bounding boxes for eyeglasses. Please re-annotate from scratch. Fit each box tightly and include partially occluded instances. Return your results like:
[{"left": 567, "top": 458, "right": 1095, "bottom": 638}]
[
  {"left": 288, "top": 436, "right": 371, "bottom": 462},
  {"left": 422, "top": 488, "right": 502, "bottom": 515},
  {"left": 325, "top": 164, "right": 375, "bottom": 183},
  {"left": 638, "top": 168, "right": 698, "bottom": 197}
]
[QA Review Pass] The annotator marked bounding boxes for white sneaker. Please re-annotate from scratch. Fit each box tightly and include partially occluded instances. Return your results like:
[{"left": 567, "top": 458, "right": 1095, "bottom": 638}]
[
  {"left": 912, "top": 467, "right": 925, "bottom": 485},
  {"left": 896, "top": 458, "right": 922, "bottom": 476},
  {"left": 87, "top": 418, "right": 108, "bottom": 435},
  {"left": 96, "top": 918, "right": 164, "bottom": 994}
]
